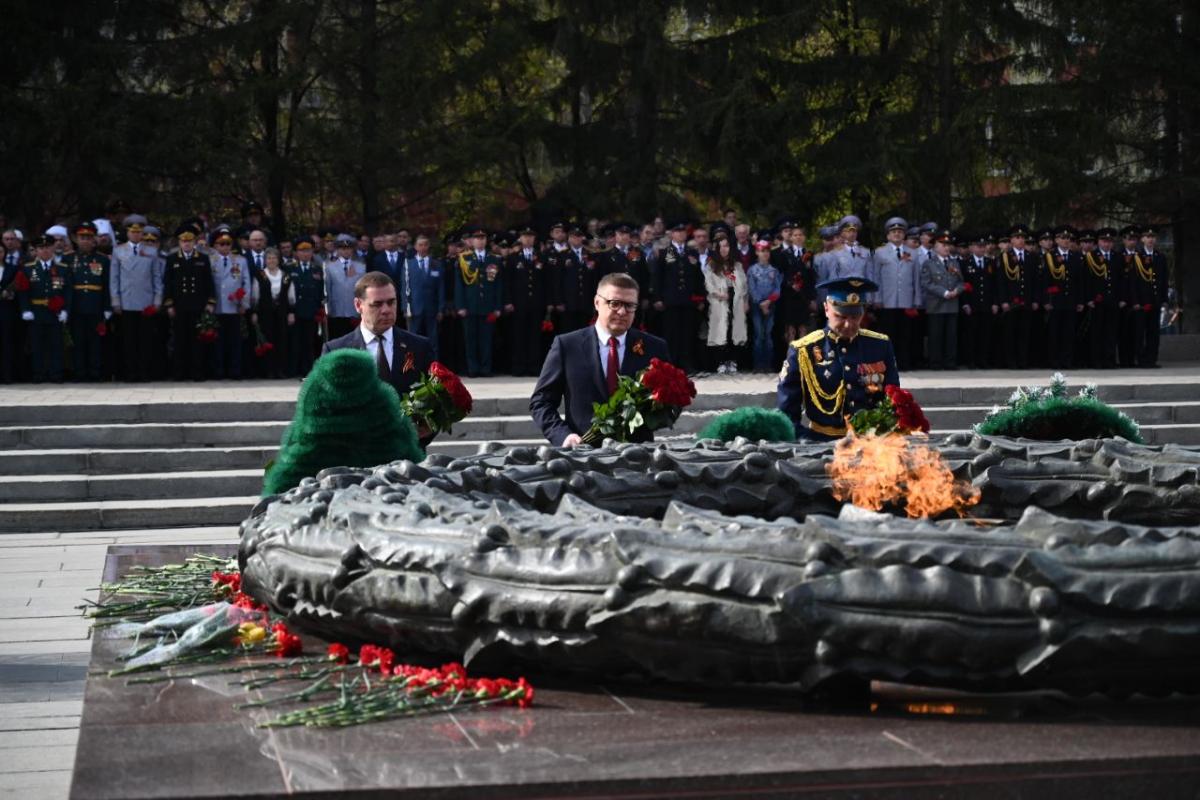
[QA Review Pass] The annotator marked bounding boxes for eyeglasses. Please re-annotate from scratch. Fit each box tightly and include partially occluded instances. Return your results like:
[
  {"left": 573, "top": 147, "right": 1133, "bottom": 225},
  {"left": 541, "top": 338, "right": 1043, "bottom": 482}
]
[{"left": 597, "top": 295, "right": 638, "bottom": 313}]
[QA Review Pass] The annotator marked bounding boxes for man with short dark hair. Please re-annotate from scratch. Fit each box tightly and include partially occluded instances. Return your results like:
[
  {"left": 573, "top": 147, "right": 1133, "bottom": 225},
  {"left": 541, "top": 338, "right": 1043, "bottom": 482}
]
[
  {"left": 321, "top": 271, "right": 434, "bottom": 398},
  {"left": 530, "top": 272, "right": 671, "bottom": 447}
]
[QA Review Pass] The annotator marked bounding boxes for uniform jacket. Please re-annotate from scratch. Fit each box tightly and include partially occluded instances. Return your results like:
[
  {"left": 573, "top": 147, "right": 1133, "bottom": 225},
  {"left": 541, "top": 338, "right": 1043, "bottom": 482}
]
[
  {"left": 651, "top": 244, "right": 705, "bottom": 307},
  {"left": 210, "top": 253, "right": 251, "bottom": 315},
  {"left": 110, "top": 241, "right": 163, "bottom": 310},
  {"left": 324, "top": 257, "right": 365, "bottom": 318},
  {"left": 548, "top": 247, "right": 599, "bottom": 312},
  {"left": 995, "top": 249, "right": 1031, "bottom": 307},
  {"left": 162, "top": 251, "right": 214, "bottom": 315},
  {"left": 288, "top": 260, "right": 325, "bottom": 319},
  {"left": 321, "top": 326, "right": 434, "bottom": 397},
  {"left": 1037, "top": 249, "right": 1082, "bottom": 306},
  {"left": 1083, "top": 249, "right": 1118, "bottom": 305},
  {"left": 529, "top": 326, "right": 672, "bottom": 446},
  {"left": 920, "top": 254, "right": 965, "bottom": 314},
  {"left": 19, "top": 260, "right": 73, "bottom": 323},
  {"left": 503, "top": 248, "right": 548, "bottom": 313},
  {"left": 958, "top": 254, "right": 993, "bottom": 311},
  {"left": 871, "top": 244, "right": 922, "bottom": 309},
  {"left": 63, "top": 251, "right": 112, "bottom": 316},
  {"left": 454, "top": 251, "right": 504, "bottom": 315},
  {"left": 777, "top": 327, "right": 899, "bottom": 440}
]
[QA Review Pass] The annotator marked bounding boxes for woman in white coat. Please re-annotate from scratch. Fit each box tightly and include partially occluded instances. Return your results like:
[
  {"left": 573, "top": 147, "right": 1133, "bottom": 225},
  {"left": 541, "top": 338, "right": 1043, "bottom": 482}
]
[{"left": 704, "top": 237, "right": 749, "bottom": 374}]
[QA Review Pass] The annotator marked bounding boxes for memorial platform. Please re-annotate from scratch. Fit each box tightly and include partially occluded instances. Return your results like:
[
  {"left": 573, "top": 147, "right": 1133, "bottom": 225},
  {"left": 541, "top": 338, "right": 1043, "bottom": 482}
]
[{"left": 67, "top": 545, "right": 1200, "bottom": 799}]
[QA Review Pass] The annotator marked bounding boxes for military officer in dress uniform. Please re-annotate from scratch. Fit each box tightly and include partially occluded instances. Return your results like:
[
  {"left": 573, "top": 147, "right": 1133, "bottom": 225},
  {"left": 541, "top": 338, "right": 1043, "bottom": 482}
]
[
  {"left": 773, "top": 221, "right": 817, "bottom": 346},
  {"left": 1116, "top": 224, "right": 1142, "bottom": 367},
  {"left": 651, "top": 221, "right": 706, "bottom": 372},
  {"left": 110, "top": 215, "right": 163, "bottom": 381},
  {"left": 1132, "top": 225, "right": 1170, "bottom": 367},
  {"left": 19, "top": 235, "right": 72, "bottom": 382},
  {"left": 1086, "top": 227, "right": 1120, "bottom": 368},
  {"left": 600, "top": 222, "right": 650, "bottom": 326},
  {"left": 920, "top": 230, "right": 965, "bottom": 370},
  {"left": 547, "top": 223, "right": 598, "bottom": 334},
  {"left": 63, "top": 222, "right": 112, "bottom": 381},
  {"left": 208, "top": 231, "right": 250, "bottom": 379},
  {"left": 1038, "top": 225, "right": 1082, "bottom": 369},
  {"left": 502, "top": 224, "right": 549, "bottom": 376},
  {"left": 777, "top": 276, "right": 899, "bottom": 441},
  {"left": 958, "top": 233, "right": 994, "bottom": 369},
  {"left": 871, "top": 217, "right": 922, "bottom": 371},
  {"left": 324, "top": 233, "right": 364, "bottom": 340},
  {"left": 994, "top": 224, "right": 1032, "bottom": 368},
  {"left": 162, "top": 224, "right": 215, "bottom": 381},
  {"left": 288, "top": 238, "right": 324, "bottom": 377},
  {"left": 454, "top": 226, "right": 504, "bottom": 377}
]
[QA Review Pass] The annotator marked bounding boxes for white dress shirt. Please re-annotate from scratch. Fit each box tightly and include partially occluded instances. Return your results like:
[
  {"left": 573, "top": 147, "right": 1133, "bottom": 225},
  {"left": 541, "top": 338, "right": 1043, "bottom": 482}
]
[
  {"left": 595, "top": 323, "right": 626, "bottom": 371},
  {"left": 361, "top": 325, "right": 392, "bottom": 369}
]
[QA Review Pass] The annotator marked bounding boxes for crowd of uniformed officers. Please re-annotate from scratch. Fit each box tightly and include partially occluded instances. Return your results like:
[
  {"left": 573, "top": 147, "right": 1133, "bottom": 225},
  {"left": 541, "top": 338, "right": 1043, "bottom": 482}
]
[{"left": 0, "top": 203, "right": 1176, "bottom": 384}]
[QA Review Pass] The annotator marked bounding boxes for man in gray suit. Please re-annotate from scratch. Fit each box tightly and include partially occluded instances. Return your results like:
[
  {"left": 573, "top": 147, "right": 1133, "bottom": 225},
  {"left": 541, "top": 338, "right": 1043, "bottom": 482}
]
[
  {"left": 920, "top": 229, "right": 964, "bottom": 370},
  {"left": 110, "top": 214, "right": 164, "bottom": 381},
  {"left": 324, "top": 233, "right": 366, "bottom": 339}
]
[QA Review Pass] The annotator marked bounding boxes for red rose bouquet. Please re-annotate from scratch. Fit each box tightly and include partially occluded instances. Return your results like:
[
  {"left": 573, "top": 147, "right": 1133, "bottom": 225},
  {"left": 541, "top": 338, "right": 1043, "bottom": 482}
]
[
  {"left": 848, "top": 384, "right": 930, "bottom": 435},
  {"left": 581, "top": 357, "right": 696, "bottom": 444},
  {"left": 401, "top": 361, "right": 473, "bottom": 435},
  {"left": 196, "top": 311, "right": 219, "bottom": 343}
]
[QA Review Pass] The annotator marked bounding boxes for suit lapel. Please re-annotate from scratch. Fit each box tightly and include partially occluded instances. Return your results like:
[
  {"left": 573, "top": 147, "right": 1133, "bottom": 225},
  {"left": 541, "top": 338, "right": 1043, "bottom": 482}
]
[
  {"left": 585, "top": 329, "right": 607, "bottom": 398},
  {"left": 392, "top": 329, "right": 409, "bottom": 381},
  {"left": 622, "top": 332, "right": 649, "bottom": 377}
]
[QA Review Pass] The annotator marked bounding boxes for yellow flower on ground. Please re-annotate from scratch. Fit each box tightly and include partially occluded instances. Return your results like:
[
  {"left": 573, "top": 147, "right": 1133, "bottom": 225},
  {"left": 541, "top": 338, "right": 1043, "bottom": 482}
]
[{"left": 236, "top": 622, "right": 267, "bottom": 646}]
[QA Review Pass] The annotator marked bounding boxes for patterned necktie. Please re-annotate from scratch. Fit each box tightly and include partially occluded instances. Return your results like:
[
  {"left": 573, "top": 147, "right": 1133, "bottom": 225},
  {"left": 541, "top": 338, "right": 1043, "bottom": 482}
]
[
  {"left": 375, "top": 335, "right": 390, "bottom": 380},
  {"left": 606, "top": 336, "right": 619, "bottom": 396}
]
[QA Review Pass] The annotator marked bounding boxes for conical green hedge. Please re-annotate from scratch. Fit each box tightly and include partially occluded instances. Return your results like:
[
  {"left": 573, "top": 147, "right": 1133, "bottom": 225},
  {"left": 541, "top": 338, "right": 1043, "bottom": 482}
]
[
  {"left": 262, "top": 350, "right": 424, "bottom": 496},
  {"left": 696, "top": 406, "right": 795, "bottom": 443}
]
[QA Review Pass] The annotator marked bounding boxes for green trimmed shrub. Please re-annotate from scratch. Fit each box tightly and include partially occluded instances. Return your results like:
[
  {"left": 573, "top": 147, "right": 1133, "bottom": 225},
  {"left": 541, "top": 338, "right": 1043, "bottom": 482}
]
[
  {"left": 262, "top": 350, "right": 424, "bottom": 496},
  {"left": 696, "top": 406, "right": 795, "bottom": 443},
  {"left": 975, "top": 374, "right": 1143, "bottom": 443}
]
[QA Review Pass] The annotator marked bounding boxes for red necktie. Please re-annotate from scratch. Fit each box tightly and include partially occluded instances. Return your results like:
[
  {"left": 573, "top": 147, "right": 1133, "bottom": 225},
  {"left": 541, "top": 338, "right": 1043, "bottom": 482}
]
[{"left": 606, "top": 336, "right": 619, "bottom": 396}]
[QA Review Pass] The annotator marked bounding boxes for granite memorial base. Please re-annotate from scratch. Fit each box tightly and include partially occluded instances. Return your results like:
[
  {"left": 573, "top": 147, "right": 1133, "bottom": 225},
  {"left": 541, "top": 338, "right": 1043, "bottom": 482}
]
[{"left": 71, "top": 545, "right": 1200, "bottom": 800}]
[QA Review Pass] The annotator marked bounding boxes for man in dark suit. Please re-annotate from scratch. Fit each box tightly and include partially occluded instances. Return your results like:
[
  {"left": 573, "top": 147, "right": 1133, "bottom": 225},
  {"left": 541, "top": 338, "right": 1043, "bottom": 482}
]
[
  {"left": 530, "top": 272, "right": 672, "bottom": 447},
  {"left": 321, "top": 271, "right": 434, "bottom": 400}
]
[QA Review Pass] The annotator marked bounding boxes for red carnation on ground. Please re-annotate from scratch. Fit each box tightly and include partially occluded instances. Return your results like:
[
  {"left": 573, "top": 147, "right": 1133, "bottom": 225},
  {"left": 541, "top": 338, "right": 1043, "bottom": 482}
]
[
  {"left": 326, "top": 643, "right": 350, "bottom": 664},
  {"left": 640, "top": 357, "right": 696, "bottom": 407},
  {"left": 211, "top": 570, "right": 242, "bottom": 596},
  {"left": 48, "top": 296, "right": 65, "bottom": 313},
  {"left": 13, "top": 272, "right": 30, "bottom": 292},
  {"left": 142, "top": 305, "right": 158, "bottom": 317}
]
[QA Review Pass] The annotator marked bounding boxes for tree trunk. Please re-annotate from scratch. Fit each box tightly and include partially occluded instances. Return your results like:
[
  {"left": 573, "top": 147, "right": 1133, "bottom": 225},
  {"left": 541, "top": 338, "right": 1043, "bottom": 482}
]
[{"left": 359, "top": 0, "right": 381, "bottom": 234}]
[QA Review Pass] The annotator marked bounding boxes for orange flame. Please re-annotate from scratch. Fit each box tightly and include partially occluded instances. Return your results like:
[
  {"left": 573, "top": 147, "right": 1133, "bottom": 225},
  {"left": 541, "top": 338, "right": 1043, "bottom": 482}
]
[{"left": 827, "top": 431, "right": 980, "bottom": 518}]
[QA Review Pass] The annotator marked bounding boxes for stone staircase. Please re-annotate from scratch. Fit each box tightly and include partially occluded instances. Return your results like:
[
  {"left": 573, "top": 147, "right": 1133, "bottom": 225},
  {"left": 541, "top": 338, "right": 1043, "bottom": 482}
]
[{"left": 2, "top": 381, "right": 1198, "bottom": 533}]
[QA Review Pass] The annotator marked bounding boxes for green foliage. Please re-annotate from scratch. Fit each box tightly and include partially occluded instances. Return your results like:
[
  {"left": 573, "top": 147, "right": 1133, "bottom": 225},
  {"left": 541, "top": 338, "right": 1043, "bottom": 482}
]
[
  {"left": 584, "top": 374, "right": 680, "bottom": 443},
  {"left": 696, "top": 407, "right": 795, "bottom": 443},
  {"left": 975, "top": 375, "right": 1143, "bottom": 443},
  {"left": 262, "top": 350, "right": 423, "bottom": 497},
  {"left": 1, "top": 0, "right": 1195, "bottom": 244}
]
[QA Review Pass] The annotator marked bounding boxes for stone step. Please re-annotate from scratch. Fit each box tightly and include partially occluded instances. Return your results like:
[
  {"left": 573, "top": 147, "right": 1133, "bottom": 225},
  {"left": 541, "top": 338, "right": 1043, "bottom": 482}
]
[
  {"left": 0, "top": 497, "right": 257, "bottom": 534},
  {"left": 0, "top": 380, "right": 1198, "bottom": 427},
  {"left": 0, "top": 470, "right": 264, "bottom": 503},
  {"left": 0, "top": 421, "right": 290, "bottom": 450},
  {"left": 0, "top": 446, "right": 276, "bottom": 476}
]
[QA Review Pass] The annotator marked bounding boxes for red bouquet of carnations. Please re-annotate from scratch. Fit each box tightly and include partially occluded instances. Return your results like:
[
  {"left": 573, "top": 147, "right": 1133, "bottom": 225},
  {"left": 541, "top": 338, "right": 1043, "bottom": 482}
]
[
  {"left": 581, "top": 357, "right": 696, "bottom": 444},
  {"left": 401, "top": 361, "right": 473, "bottom": 435},
  {"left": 848, "top": 384, "right": 930, "bottom": 435},
  {"left": 196, "top": 311, "right": 219, "bottom": 343}
]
